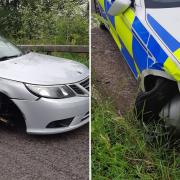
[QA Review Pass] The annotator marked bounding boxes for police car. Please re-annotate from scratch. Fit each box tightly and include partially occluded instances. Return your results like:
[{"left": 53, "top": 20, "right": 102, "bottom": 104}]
[{"left": 97, "top": 0, "right": 180, "bottom": 131}]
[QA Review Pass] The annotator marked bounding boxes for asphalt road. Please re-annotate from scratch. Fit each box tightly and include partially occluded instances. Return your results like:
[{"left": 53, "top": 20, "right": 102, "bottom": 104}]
[{"left": 0, "top": 124, "right": 89, "bottom": 180}]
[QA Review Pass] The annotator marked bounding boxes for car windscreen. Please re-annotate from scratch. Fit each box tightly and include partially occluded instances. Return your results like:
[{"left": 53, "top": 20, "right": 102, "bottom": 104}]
[
  {"left": 145, "top": 0, "right": 180, "bottom": 8},
  {"left": 0, "top": 36, "right": 22, "bottom": 60}
]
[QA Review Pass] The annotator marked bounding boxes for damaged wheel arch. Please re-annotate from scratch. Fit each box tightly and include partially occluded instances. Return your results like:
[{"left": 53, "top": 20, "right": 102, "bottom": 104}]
[{"left": 0, "top": 92, "right": 27, "bottom": 129}]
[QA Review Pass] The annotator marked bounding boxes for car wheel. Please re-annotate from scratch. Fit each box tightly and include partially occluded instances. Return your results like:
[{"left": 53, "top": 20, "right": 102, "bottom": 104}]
[
  {"left": 100, "top": 23, "right": 108, "bottom": 31},
  {"left": 135, "top": 77, "right": 178, "bottom": 123},
  {"left": 93, "top": 0, "right": 109, "bottom": 31},
  {"left": 0, "top": 94, "right": 2, "bottom": 110},
  {"left": 0, "top": 94, "right": 26, "bottom": 129}
]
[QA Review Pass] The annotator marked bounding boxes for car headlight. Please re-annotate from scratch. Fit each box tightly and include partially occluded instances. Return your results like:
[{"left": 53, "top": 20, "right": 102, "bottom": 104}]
[{"left": 25, "top": 84, "right": 75, "bottom": 99}]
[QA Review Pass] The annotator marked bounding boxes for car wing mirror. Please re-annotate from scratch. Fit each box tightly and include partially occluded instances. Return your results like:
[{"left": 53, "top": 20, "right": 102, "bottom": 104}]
[{"left": 107, "top": 0, "right": 131, "bottom": 16}]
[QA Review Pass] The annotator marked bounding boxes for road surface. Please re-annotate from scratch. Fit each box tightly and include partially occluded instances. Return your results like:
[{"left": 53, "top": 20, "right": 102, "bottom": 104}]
[{"left": 0, "top": 124, "right": 89, "bottom": 180}]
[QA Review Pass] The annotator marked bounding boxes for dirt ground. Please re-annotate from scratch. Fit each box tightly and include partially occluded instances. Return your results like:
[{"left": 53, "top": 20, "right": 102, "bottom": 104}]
[
  {"left": 0, "top": 124, "right": 89, "bottom": 180},
  {"left": 92, "top": 27, "right": 138, "bottom": 114}
]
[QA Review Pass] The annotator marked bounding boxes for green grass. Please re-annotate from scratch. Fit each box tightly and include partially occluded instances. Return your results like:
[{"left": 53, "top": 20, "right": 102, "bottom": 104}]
[{"left": 92, "top": 88, "right": 180, "bottom": 180}]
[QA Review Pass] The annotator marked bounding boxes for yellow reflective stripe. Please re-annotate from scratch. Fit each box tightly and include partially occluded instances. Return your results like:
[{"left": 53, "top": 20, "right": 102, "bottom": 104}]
[
  {"left": 164, "top": 59, "right": 180, "bottom": 81},
  {"left": 164, "top": 49, "right": 180, "bottom": 81},
  {"left": 109, "top": 26, "right": 121, "bottom": 49},
  {"left": 123, "top": 8, "right": 135, "bottom": 25},
  {"left": 115, "top": 17, "right": 133, "bottom": 56},
  {"left": 174, "top": 48, "right": 180, "bottom": 62},
  {"left": 123, "top": 9, "right": 141, "bottom": 76},
  {"left": 98, "top": 0, "right": 105, "bottom": 11},
  {"left": 114, "top": 9, "right": 135, "bottom": 57},
  {"left": 114, "top": 8, "right": 141, "bottom": 76},
  {"left": 134, "top": 63, "right": 141, "bottom": 77}
]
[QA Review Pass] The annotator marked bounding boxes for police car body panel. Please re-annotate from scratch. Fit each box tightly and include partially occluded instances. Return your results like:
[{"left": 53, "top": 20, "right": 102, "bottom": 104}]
[
  {"left": 97, "top": 0, "right": 180, "bottom": 132},
  {"left": 97, "top": 0, "right": 180, "bottom": 83}
]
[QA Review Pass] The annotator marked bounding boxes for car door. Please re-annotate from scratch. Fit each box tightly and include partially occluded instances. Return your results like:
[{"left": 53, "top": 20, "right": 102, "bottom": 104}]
[
  {"left": 104, "top": 0, "right": 151, "bottom": 79},
  {"left": 115, "top": 6, "right": 141, "bottom": 78},
  {"left": 102, "top": 0, "right": 139, "bottom": 78}
]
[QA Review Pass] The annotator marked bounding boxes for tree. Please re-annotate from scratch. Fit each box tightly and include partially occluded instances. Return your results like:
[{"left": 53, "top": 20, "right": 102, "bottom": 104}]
[{"left": 0, "top": 0, "right": 89, "bottom": 45}]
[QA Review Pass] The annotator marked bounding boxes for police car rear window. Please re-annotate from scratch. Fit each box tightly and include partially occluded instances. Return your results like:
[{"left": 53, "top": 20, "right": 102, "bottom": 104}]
[{"left": 145, "top": 0, "right": 180, "bottom": 8}]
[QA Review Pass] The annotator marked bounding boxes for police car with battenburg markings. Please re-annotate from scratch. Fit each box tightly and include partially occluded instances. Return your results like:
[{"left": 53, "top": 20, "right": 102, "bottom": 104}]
[{"left": 97, "top": 0, "right": 180, "bottom": 132}]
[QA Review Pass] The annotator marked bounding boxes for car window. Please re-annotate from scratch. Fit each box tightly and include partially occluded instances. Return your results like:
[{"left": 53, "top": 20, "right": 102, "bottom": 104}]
[
  {"left": 0, "top": 36, "right": 22, "bottom": 59},
  {"left": 145, "top": 0, "right": 180, "bottom": 8}
]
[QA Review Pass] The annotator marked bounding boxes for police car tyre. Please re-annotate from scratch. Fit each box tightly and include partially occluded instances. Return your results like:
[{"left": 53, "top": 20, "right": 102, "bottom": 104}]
[
  {"left": 95, "top": 0, "right": 108, "bottom": 31},
  {"left": 0, "top": 94, "right": 2, "bottom": 110},
  {"left": 135, "top": 77, "right": 178, "bottom": 122},
  {"left": 100, "top": 23, "right": 108, "bottom": 30}
]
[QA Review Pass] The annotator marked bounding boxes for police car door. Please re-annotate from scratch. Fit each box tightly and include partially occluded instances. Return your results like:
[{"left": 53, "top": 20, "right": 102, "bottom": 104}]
[{"left": 106, "top": 0, "right": 140, "bottom": 78}]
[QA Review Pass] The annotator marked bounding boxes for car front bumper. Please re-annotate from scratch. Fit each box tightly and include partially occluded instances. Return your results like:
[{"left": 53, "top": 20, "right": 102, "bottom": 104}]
[{"left": 12, "top": 96, "right": 89, "bottom": 134}]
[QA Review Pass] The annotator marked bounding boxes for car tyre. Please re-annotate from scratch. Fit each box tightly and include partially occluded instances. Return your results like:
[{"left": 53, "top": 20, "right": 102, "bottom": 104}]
[
  {"left": 135, "top": 77, "right": 178, "bottom": 123},
  {"left": 0, "top": 94, "right": 26, "bottom": 129},
  {"left": 100, "top": 23, "right": 108, "bottom": 31}
]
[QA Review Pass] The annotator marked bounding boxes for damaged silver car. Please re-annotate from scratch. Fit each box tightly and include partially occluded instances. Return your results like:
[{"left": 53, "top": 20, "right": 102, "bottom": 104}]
[{"left": 0, "top": 36, "right": 89, "bottom": 134}]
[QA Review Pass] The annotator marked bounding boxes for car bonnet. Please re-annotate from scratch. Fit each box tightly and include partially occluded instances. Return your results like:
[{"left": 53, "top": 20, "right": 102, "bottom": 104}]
[{"left": 0, "top": 52, "right": 89, "bottom": 85}]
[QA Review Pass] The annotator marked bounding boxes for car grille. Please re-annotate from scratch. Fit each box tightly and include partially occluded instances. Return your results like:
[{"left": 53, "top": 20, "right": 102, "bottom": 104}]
[
  {"left": 69, "top": 85, "right": 85, "bottom": 95},
  {"left": 80, "top": 112, "right": 89, "bottom": 122},
  {"left": 68, "top": 78, "right": 89, "bottom": 96},
  {"left": 80, "top": 78, "right": 89, "bottom": 91}
]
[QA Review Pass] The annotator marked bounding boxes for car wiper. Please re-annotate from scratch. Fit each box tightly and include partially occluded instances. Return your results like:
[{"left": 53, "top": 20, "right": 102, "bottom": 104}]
[{"left": 0, "top": 54, "right": 22, "bottom": 61}]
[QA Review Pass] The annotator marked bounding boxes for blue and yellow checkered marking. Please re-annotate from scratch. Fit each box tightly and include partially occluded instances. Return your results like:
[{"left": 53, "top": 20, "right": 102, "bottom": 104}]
[
  {"left": 147, "top": 14, "right": 180, "bottom": 81},
  {"left": 147, "top": 14, "right": 179, "bottom": 53},
  {"left": 98, "top": 0, "right": 180, "bottom": 81},
  {"left": 132, "top": 17, "right": 150, "bottom": 45}
]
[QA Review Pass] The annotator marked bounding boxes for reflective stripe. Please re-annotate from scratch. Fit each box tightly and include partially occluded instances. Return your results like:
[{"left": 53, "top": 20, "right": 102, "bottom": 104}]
[
  {"left": 164, "top": 48, "right": 180, "bottom": 81},
  {"left": 164, "top": 58, "right": 180, "bottom": 81},
  {"left": 132, "top": 17, "right": 150, "bottom": 45},
  {"left": 147, "top": 14, "right": 179, "bottom": 53},
  {"left": 98, "top": 0, "right": 105, "bottom": 11},
  {"left": 114, "top": 9, "right": 141, "bottom": 75},
  {"left": 147, "top": 14, "right": 180, "bottom": 80},
  {"left": 115, "top": 9, "right": 135, "bottom": 57},
  {"left": 109, "top": 27, "right": 121, "bottom": 49},
  {"left": 134, "top": 63, "right": 141, "bottom": 77},
  {"left": 124, "top": 8, "right": 135, "bottom": 25},
  {"left": 174, "top": 48, "right": 180, "bottom": 62}
]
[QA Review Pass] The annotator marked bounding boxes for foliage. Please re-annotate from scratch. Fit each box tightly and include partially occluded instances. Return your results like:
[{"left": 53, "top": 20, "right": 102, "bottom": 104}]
[
  {"left": 0, "top": 0, "right": 88, "bottom": 45},
  {"left": 92, "top": 88, "right": 180, "bottom": 179}
]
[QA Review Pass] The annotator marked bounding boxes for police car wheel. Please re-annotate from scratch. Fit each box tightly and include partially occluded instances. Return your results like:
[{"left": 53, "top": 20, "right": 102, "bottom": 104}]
[
  {"left": 135, "top": 77, "right": 178, "bottom": 123},
  {"left": 0, "top": 95, "right": 2, "bottom": 110},
  {"left": 100, "top": 23, "right": 108, "bottom": 31}
]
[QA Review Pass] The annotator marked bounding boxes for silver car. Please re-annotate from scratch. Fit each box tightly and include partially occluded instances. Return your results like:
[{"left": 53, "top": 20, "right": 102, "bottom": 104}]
[{"left": 0, "top": 36, "right": 89, "bottom": 134}]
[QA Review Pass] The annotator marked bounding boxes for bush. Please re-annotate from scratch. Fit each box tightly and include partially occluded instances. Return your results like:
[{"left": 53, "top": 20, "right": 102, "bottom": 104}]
[{"left": 0, "top": 0, "right": 88, "bottom": 45}]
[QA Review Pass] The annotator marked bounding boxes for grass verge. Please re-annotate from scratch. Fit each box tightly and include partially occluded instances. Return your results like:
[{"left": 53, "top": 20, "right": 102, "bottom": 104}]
[{"left": 92, "top": 88, "right": 180, "bottom": 180}]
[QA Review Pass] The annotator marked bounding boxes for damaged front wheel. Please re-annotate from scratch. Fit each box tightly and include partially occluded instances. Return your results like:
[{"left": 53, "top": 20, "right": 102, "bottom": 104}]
[{"left": 135, "top": 77, "right": 180, "bottom": 135}]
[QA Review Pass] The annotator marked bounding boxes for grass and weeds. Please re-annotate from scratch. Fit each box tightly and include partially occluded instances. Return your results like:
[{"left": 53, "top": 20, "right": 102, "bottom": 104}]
[
  {"left": 92, "top": 87, "right": 180, "bottom": 179},
  {"left": 0, "top": 1, "right": 89, "bottom": 66}
]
